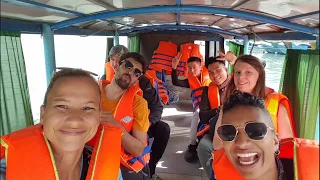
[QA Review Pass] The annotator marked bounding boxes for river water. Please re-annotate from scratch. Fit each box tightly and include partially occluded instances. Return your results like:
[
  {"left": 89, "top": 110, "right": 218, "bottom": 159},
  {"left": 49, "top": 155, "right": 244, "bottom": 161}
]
[{"left": 251, "top": 48, "right": 286, "bottom": 92}]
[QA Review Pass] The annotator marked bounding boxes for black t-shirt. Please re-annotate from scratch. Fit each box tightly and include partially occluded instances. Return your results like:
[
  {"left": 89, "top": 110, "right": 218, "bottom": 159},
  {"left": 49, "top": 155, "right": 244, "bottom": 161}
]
[
  {"left": 80, "top": 147, "right": 92, "bottom": 180},
  {"left": 139, "top": 75, "right": 163, "bottom": 125},
  {"left": 278, "top": 157, "right": 294, "bottom": 180}
]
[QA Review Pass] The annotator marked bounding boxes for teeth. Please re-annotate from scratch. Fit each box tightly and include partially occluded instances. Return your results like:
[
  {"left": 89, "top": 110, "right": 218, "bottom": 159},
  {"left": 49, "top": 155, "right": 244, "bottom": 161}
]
[
  {"left": 239, "top": 160, "right": 255, "bottom": 165},
  {"left": 237, "top": 153, "right": 257, "bottom": 157}
]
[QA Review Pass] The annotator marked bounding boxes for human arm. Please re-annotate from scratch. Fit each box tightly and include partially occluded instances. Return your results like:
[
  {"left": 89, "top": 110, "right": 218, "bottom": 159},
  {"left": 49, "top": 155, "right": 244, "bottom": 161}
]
[
  {"left": 171, "top": 52, "right": 190, "bottom": 88},
  {"left": 199, "top": 87, "right": 216, "bottom": 124},
  {"left": 217, "top": 51, "right": 238, "bottom": 65},
  {"left": 277, "top": 104, "right": 294, "bottom": 139},
  {"left": 139, "top": 76, "right": 163, "bottom": 125},
  {"left": 171, "top": 69, "right": 190, "bottom": 88},
  {"left": 121, "top": 129, "right": 147, "bottom": 157},
  {"left": 100, "top": 108, "right": 147, "bottom": 157}
]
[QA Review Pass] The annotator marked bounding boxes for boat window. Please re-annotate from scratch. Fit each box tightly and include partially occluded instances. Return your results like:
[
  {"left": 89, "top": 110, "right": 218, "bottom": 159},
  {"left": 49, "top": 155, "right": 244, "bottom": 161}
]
[{"left": 21, "top": 34, "right": 127, "bottom": 124}]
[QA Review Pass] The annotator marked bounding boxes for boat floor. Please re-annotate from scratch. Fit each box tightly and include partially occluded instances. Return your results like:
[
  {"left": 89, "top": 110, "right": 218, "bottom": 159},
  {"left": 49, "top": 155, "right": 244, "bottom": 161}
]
[{"left": 152, "top": 100, "right": 210, "bottom": 180}]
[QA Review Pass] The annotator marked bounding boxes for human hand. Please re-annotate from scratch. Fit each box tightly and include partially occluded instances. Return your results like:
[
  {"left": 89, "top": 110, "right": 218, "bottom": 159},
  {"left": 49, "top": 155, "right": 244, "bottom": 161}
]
[
  {"left": 217, "top": 51, "right": 237, "bottom": 65},
  {"left": 172, "top": 52, "right": 182, "bottom": 69},
  {"left": 100, "top": 111, "right": 122, "bottom": 127}
]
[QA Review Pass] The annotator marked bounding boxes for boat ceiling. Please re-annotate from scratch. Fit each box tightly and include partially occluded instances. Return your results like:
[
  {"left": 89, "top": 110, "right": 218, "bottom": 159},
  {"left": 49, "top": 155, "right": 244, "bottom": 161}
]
[{"left": 1, "top": 0, "right": 319, "bottom": 39}]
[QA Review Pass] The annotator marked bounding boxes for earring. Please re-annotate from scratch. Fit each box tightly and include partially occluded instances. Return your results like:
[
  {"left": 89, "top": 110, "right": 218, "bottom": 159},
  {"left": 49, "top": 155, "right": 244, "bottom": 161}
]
[{"left": 275, "top": 149, "right": 280, "bottom": 156}]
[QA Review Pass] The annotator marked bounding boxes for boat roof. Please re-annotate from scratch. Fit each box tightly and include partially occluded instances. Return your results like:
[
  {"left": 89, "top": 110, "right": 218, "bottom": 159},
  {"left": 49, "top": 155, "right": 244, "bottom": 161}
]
[{"left": 1, "top": 0, "right": 319, "bottom": 40}]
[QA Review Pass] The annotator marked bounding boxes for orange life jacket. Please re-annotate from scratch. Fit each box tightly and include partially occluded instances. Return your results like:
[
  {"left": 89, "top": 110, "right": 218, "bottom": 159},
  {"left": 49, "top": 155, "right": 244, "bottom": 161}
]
[
  {"left": 105, "top": 61, "right": 114, "bottom": 82},
  {"left": 208, "top": 82, "right": 220, "bottom": 109},
  {"left": 212, "top": 138, "right": 319, "bottom": 180},
  {"left": 178, "top": 43, "right": 203, "bottom": 77},
  {"left": 196, "top": 82, "right": 220, "bottom": 137},
  {"left": 265, "top": 92, "right": 297, "bottom": 137},
  {"left": 145, "top": 69, "right": 169, "bottom": 105},
  {"left": 100, "top": 81, "right": 151, "bottom": 172},
  {"left": 188, "top": 67, "right": 211, "bottom": 112},
  {"left": 0, "top": 123, "right": 122, "bottom": 180},
  {"left": 148, "top": 41, "right": 177, "bottom": 75}
]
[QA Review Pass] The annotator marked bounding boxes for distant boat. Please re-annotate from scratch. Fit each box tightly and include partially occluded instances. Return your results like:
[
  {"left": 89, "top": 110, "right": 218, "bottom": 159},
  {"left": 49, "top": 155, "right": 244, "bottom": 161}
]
[
  {"left": 263, "top": 43, "right": 311, "bottom": 55},
  {"left": 263, "top": 43, "right": 287, "bottom": 54},
  {"left": 225, "top": 41, "right": 311, "bottom": 55},
  {"left": 225, "top": 40, "right": 266, "bottom": 52}
]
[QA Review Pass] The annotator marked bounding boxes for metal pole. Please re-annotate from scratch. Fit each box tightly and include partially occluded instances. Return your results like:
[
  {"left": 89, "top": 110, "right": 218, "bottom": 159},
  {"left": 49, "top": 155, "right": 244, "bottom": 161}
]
[
  {"left": 42, "top": 24, "right": 56, "bottom": 86},
  {"left": 104, "top": 37, "right": 114, "bottom": 74},
  {"left": 176, "top": 0, "right": 181, "bottom": 25},
  {"left": 243, "top": 35, "right": 249, "bottom": 55},
  {"left": 316, "top": 35, "right": 319, "bottom": 50},
  {"left": 114, "top": 32, "right": 119, "bottom": 46},
  {"left": 209, "top": 41, "right": 215, "bottom": 57}
]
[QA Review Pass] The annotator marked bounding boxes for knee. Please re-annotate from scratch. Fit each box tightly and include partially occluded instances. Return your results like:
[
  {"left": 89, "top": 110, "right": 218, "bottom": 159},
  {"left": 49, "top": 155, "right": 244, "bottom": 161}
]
[
  {"left": 154, "top": 121, "right": 171, "bottom": 137},
  {"left": 197, "top": 138, "right": 206, "bottom": 153},
  {"left": 197, "top": 137, "right": 213, "bottom": 154},
  {"left": 160, "top": 121, "right": 171, "bottom": 135}
]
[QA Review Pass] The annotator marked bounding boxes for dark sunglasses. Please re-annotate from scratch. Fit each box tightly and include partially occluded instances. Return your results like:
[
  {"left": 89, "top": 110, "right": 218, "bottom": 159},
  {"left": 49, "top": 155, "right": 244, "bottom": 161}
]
[
  {"left": 121, "top": 60, "right": 143, "bottom": 78},
  {"left": 217, "top": 122, "right": 274, "bottom": 142}
]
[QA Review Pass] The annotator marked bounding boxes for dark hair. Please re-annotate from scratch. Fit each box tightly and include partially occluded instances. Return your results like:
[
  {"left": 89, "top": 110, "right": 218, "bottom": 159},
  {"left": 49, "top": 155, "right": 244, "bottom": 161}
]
[
  {"left": 43, "top": 69, "right": 100, "bottom": 106},
  {"left": 120, "top": 52, "right": 147, "bottom": 73},
  {"left": 205, "top": 56, "right": 225, "bottom": 68},
  {"left": 187, "top": 56, "right": 202, "bottom": 64},
  {"left": 223, "top": 90, "right": 274, "bottom": 128},
  {"left": 225, "top": 55, "right": 266, "bottom": 102}
]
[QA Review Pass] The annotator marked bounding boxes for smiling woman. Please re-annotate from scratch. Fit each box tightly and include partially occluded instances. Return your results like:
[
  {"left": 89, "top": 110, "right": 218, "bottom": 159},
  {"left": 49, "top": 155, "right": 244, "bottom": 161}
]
[
  {"left": 218, "top": 91, "right": 281, "bottom": 180},
  {"left": 213, "top": 54, "right": 296, "bottom": 152},
  {"left": 213, "top": 91, "right": 319, "bottom": 180},
  {"left": 0, "top": 69, "right": 123, "bottom": 180}
]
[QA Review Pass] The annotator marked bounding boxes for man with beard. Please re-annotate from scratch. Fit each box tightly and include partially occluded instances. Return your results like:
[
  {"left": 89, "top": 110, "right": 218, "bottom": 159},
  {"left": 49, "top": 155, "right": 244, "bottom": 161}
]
[
  {"left": 102, "top": 46, "right": 170, "bottom": 180},
  {"left": 100, "top": 52, "right": 151, "bottom": 180}
]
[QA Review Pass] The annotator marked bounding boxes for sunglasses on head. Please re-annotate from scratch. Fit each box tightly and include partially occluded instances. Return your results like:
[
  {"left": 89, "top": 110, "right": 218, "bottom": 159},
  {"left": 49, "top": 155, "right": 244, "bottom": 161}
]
[
  {"left": 121, "top": 59, "right": 143, "bottom": 78},
  {"left": 217, "top": 122, "right": 274, "bottom": 142},
  {"left": 115, "top": 52, "right": 123, "bottom": 57}
]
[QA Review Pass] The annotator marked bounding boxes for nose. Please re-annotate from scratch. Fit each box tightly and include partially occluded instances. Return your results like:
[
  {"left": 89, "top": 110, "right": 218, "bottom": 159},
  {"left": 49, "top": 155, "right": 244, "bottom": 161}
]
[
  {"left": 238, "top": 72, "right": 246, "bottom": 80},
  {"left": 65, "top": 110, "right": 84, "bottom": 126},
  {"left": 234, "top": 129, "right": 251, "bottom": 149},
  {"left": 126, "top": 68, "right": 135, "bottom": 77}
]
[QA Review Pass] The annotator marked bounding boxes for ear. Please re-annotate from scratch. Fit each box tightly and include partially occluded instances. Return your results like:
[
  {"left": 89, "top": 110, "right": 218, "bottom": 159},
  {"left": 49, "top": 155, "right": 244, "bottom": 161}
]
[
  {"left": 113, "top": 63, "right": 119, "bottom": 71},
  {"left": 200, "top": 63, "right": 204, "bottom": 70},
  {"left": 40, "top": 105, "right": 45, "bottom": 125},
  {"left": 273, "top": 132, "right": 280, "bottom": 153}
]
